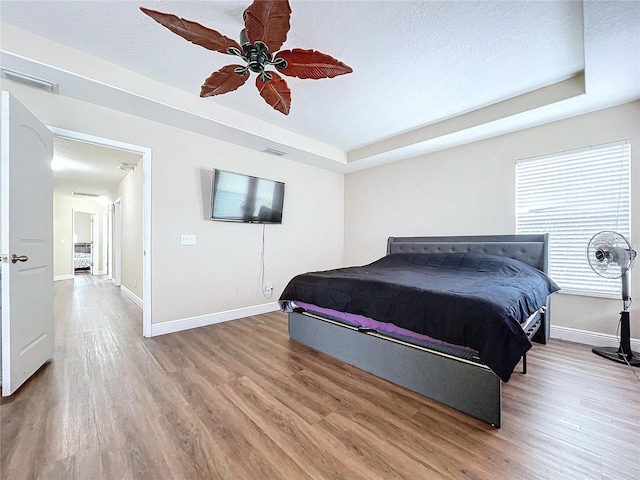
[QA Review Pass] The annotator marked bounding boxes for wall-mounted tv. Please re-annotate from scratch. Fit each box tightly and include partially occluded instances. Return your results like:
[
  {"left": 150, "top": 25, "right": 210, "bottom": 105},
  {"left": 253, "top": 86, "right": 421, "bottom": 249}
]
[{"left": 210, "top": 169, "right": 285, "bottom": 224}]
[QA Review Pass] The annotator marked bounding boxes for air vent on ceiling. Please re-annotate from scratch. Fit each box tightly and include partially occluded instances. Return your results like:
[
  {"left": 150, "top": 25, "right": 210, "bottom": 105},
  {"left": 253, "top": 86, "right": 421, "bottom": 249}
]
[
  {"left": 118, "top": 162, "right": 136, "bottom": 170},
  {"left": 71, "top": 192, "right": 101, "bottom": 197},
  {"left": 1, "top": 68, "right": 58, "bottom": 93},
  {"left": 262, "top": 148, "right": 287, "bottom": 157}
]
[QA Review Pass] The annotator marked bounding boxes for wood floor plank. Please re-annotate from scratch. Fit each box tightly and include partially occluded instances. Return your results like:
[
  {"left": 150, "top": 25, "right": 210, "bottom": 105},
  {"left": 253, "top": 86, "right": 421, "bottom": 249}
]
[
  {"left": 317, "top": 411, "right": 449, "bottom": 479},
  {"left": 342, "top": 403, "right": 516, "bottom": 479},
  {"left": 36, "top": 447, "right": 107, "bottom": 480},
  {"left": 194, "top": 376, "right": 315, "bottom": 480},
  {"left": 2, "top": 274, "right": 639, "bottom": 480},
  {"left": 219, "top": 376, "right": 374, "bottom": 480},
  {"left": 247, "top": 367, "right": 330, "bottom": 425},
  {"left": 1, "top": 396, "right": 47, "bottom": 480}
]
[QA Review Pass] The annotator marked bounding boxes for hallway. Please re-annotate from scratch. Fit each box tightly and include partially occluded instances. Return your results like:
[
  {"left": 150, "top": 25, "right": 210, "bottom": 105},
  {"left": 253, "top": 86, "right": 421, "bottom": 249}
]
[{"left": 1, "top": 275, "right": 145, "bottom": 478}]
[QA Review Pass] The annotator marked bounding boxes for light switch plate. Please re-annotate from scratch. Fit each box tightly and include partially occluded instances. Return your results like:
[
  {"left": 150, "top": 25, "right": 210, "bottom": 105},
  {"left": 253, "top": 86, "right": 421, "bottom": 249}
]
[{"left": 181, "top": 234, "right": 196, "bottom": 245}]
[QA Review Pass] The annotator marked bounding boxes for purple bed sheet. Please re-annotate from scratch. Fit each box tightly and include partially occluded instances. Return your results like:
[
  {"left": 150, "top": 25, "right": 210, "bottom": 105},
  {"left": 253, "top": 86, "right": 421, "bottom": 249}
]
[{"left": 293, "top": 301, "right": 477, "bottom": 354}]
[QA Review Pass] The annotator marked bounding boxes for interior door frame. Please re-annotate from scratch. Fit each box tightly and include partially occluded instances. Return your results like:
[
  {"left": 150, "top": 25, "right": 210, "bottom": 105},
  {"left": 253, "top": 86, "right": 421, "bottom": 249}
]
[
  {"left": 71, "top": 209, "right": 98, "bottom": 276},
  {"left": 50, "top": 127, "right": 152, "bottom": 338},
  {"left": 102, "top": 211, "right": 109, "bottom": 278},
  {"left": 90, "top": 212, "right": 98, "bottom": 275},
  {"left": 113, "top": 198, "right": 122, "bottom": 287}
]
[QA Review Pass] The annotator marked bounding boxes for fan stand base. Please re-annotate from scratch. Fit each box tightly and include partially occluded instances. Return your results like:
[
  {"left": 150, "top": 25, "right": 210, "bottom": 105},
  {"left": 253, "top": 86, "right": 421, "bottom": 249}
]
[
  {"left": 592, "top": 310, "right": 640, "bottom": 367},
  {"left": 592, "top": 347, "right": 640, "bottom": 367}
]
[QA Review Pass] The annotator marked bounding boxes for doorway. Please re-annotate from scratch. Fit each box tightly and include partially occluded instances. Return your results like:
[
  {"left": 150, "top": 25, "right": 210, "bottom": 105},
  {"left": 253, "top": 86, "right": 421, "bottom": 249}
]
[
  {"left": 50, "top": 127, "right": 152, "bottom": 337},
  {"left": 72, "top": 210, "right": 97, "bottom": 276}
]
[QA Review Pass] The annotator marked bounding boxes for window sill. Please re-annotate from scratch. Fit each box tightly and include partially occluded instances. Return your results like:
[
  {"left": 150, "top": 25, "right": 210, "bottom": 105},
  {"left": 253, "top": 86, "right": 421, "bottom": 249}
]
[{"left": 555, "top": 289, "right": 622, "bottom": 301}]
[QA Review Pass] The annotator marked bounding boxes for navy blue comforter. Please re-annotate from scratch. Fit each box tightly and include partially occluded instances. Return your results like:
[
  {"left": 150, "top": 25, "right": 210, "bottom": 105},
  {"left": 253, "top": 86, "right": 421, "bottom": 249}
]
[{"left": 279, "top": 252, "right": 559, "bottom": 382}]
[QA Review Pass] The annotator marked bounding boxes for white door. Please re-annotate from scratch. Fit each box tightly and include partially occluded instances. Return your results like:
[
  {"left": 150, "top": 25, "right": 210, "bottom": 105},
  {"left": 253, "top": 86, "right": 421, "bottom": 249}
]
[{"left": 1, "top": 91, "right": 54, "bottom": 396}]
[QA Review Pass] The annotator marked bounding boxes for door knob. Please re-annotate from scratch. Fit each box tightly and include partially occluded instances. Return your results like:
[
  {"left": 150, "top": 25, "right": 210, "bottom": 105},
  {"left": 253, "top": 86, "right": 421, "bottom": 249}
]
[{"left": 11, "top": 254, "right": 28, "bottom": 264}]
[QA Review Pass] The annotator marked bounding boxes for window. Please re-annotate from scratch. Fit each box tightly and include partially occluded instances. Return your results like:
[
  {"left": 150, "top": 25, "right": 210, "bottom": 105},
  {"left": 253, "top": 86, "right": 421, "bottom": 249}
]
[{"left": 515, "top": 140, "right": 631, "bottom": 298}]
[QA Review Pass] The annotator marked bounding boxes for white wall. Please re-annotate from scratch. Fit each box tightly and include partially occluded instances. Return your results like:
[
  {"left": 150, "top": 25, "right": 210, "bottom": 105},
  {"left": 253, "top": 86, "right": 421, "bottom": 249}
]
[
  {"left": 74, "top": 211, "right": 91, "bottom": 243},
  {"left": 3, "top": 82, "right": 344, "bottom": 326},
  {"left": 148, "top": 135, "right": 344, "bottom": 323},
  {"left": 345, "top": 101, "right": 640, "bottom": 338},
  {"left": 109, "top": 160, "right": 143, "bottom": 299}
]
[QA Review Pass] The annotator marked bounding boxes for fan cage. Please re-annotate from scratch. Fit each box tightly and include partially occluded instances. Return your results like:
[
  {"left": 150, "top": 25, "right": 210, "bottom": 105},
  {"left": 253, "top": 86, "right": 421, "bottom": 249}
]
[{"left": 587, "top": 231, "right": 635, "bottom": 280}]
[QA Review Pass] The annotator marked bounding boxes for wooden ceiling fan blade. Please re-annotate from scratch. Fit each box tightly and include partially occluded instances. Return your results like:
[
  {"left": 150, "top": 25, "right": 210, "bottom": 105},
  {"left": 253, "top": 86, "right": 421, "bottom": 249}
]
[
  {"left": 243, "top": 0, "right": 291, "bottom": 52},
  {"left": 255, "top": 72, "right": 291, "bottom": 115},
  {"left": 275, "top": 49, "right": 353, "bottom": 79},
  {"left": 200, "top": 65, "right": 249, "bottom": 97},
  {"left": 140, "top": 7, "right": 241, "bottom": 54}
]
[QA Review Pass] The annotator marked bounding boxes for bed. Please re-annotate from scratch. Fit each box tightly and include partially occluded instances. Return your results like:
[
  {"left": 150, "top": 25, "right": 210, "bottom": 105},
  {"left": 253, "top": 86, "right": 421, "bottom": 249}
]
[
  {"left": 74, "top": 242, "right": 92, "bottom": 270},
  {"left": 279, "top": 234, "right": 559, "bottom": 427}
]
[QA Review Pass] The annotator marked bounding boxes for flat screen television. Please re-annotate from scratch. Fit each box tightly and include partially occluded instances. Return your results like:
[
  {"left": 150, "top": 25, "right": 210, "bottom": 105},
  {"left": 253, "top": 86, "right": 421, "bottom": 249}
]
[{"left": 210, "top": 169, "right": 285, "bottom": 224}]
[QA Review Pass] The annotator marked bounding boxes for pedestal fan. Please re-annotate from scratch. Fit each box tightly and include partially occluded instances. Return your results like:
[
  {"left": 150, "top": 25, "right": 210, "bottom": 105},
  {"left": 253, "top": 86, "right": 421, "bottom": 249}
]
[{"left": 587, "top": 231, "right": 639, "bottom": 366}]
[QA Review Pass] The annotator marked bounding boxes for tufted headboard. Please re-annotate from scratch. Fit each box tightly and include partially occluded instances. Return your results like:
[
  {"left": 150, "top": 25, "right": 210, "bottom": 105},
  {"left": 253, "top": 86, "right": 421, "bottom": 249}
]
[{"left": 386, "top": 234, "right": 549, "bottom": 273}]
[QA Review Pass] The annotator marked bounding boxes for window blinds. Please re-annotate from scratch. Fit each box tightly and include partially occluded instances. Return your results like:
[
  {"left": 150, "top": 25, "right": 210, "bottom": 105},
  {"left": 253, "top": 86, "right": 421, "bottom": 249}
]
[{"left": 515, "top": 140, "right": 631, "bottom": 298}]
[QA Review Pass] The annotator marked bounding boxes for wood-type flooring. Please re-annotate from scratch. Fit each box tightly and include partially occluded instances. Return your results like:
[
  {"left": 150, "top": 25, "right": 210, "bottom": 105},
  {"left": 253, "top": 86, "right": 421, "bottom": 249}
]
[{"left": 1, "top": 275, "right": 638, "bottom": 479}]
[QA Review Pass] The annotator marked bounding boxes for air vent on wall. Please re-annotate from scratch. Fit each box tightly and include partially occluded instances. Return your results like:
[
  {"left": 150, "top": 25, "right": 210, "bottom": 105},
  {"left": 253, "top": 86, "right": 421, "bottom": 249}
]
[
  {"left": 262, "top": 148, "right": 287, "bottom": 157},
  {"left": 71, "top": 192, "right": 101, "bottom": 197},
  {"left": 1, "top": 68, "right": 58, "bottom": 93}
]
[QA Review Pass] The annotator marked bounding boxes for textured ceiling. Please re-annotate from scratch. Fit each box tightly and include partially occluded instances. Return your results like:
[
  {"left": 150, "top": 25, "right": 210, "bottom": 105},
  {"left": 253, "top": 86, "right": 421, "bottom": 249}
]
[
  {"left": 0, "top": 0, "right": 639, "bottom": 173},
  {"left": 53, "top": 137, "right": 142, "bottom": 197}
]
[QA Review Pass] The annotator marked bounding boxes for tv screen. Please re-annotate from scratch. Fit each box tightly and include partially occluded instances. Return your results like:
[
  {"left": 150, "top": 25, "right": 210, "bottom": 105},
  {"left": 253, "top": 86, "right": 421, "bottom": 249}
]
[{"left": 210, "top": 169, "right": 285, "bottom": 224}]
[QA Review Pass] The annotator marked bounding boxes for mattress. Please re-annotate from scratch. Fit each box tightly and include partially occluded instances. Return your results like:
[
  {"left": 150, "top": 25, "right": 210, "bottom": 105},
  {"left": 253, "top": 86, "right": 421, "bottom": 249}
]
[
  {"left": 293, "top": 301, "right": 483, "bottom": 363},
  {"left": 74, "top": 252, "right": 91, "bottom": 269}
]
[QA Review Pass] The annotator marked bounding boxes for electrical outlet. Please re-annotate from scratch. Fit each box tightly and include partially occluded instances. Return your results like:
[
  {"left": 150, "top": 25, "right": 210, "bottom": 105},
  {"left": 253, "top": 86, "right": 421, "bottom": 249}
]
[
  {"left": 264, "top": 284, "right": 274, "bottom": 296},
  {"left": 181, "top": 234, "right": 196, "bottom": 245}
]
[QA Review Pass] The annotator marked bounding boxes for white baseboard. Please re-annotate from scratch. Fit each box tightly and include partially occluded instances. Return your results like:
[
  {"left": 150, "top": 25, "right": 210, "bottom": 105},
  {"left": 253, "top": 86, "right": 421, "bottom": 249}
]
[
  {"left": 151, "top": 302, "right": 280, "bottom": 337},
  {"left": 54, "top": 274, "right": 74, "bottom": 281},
  {"left": 54, "top": 272, "right": 106, "bottom": 281},
  {"left": 551, "top": 325, "right": 640, "bottom": 351},
  {"left": 120, "top": 285, "right": 143, "bottom": 310}
]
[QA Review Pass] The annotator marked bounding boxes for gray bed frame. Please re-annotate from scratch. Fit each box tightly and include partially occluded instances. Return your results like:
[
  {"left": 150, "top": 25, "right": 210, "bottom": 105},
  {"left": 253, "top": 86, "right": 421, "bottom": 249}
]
[{"left": 288, "top": 234, "right": 551, "bottom": 427}]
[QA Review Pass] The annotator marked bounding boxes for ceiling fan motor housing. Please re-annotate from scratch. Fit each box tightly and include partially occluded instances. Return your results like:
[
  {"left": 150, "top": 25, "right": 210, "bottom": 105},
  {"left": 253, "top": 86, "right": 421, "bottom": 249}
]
[{"left": 229, "top": 29, "right": 287, "bottom": 81}]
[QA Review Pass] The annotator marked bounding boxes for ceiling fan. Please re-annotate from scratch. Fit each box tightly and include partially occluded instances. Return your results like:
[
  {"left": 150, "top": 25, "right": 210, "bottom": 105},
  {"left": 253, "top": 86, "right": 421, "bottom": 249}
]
[{"left": 140, "top": 0, "right": 353, "bottom": 115}]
